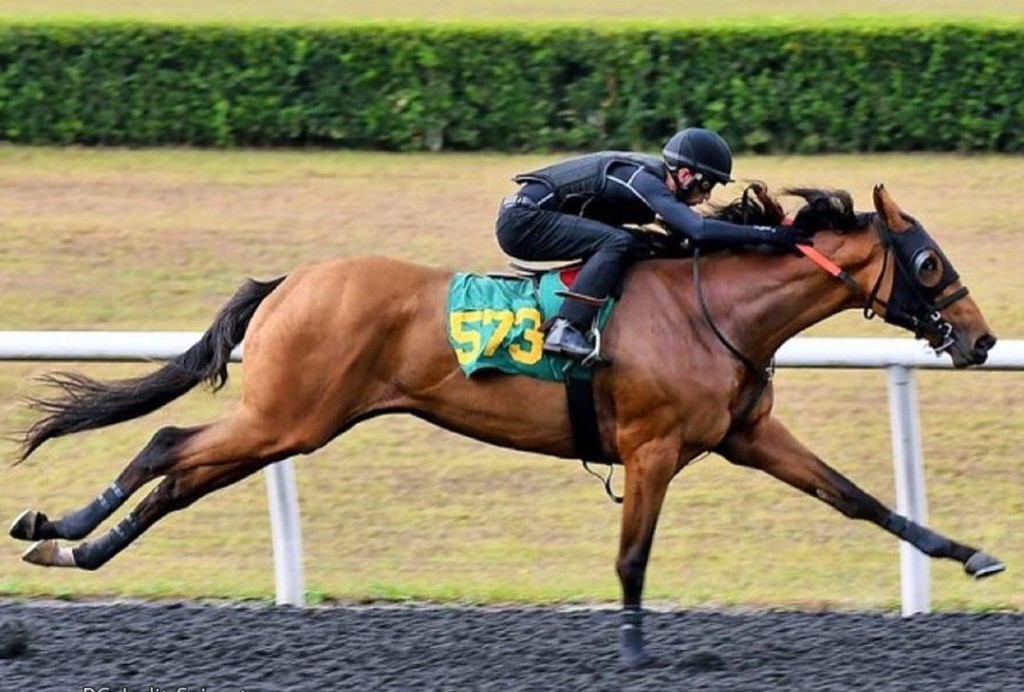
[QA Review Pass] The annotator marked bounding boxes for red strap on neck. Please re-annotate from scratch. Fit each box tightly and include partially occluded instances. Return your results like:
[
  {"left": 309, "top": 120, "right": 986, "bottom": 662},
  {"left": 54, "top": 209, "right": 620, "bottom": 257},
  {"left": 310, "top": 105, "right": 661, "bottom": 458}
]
[
  {"left": 785, "top": 216, "right": 863, "bottom": 293},
  {"left": 797, "top": 243, "right": 864, "bottom": 294},
  {"left": 797, "top": 244, "right": 845, "bottom": 278}
]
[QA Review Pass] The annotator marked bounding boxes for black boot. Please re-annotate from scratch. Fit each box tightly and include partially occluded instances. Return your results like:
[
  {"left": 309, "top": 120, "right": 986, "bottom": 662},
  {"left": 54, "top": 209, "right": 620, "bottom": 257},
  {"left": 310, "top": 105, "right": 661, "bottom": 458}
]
[{"left": 543, "top": 318, "right": 594, "bottom": 360}]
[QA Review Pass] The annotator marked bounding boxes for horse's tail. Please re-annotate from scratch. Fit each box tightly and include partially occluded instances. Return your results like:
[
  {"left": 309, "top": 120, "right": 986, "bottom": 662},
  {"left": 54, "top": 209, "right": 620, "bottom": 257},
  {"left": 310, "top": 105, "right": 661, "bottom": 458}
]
[{"left": 17, "top": 275, "right": 287, "bottom": 463}]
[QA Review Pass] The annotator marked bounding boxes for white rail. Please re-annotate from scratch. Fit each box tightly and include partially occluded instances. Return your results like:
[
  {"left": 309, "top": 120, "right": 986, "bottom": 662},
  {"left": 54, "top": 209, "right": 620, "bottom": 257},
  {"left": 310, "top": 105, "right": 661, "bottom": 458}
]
[{"left": 3, "top": 332, "right": 1023, "bottom": 613}]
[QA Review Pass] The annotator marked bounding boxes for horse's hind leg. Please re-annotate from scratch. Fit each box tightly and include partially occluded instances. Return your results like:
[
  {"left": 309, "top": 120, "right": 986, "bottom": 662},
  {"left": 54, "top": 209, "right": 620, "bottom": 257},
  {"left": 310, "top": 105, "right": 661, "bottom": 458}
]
[
  {"left": 10, "top": 425, "right": 206, "bottom": 542},
  {"left": 22, "top": 459, "right": 265, "bottom": 569},
  {"left": 18, "top": 406, "right": 306, "bottom": 569},
  {"left": 718, "top": 416, "right": 1005, "bottom": 579}
]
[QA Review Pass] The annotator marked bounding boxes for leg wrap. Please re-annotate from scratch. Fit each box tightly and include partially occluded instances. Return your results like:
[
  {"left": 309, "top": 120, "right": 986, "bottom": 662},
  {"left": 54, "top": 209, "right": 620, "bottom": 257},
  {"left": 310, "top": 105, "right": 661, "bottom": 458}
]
[
  {"left": 55, "top": 482, "right": 127, "bottom": 540},
  {"left": 620, "top": 608, "right": 645, "bottom": 653},
  {"left": 71, "top": 513, "right": 140, "bottom": 570},
  {"left": 884, "top": 513, "right": 952, "bottom": 558}
]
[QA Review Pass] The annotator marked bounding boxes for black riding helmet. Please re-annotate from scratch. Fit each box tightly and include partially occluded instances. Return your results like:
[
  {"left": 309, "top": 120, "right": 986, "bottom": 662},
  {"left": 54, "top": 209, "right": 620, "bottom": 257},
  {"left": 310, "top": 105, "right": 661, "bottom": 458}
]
[{"left": 662, "top": 128, "right": 735, "bottom": 185}]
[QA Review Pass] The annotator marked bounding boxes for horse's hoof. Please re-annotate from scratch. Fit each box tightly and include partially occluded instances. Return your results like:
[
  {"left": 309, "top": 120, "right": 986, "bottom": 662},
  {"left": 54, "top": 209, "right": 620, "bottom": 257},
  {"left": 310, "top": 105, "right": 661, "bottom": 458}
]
[
  {"left": 619, "top": 647, "right": 658, "bottom": 669},
  {"left": 965, "top": 551, "right": 1006, "bottom": 579},
  {"left": 21, "top": 540, "right": 77, "bottom": 568},
  {"left": 9, "top": 510, "right": 47, "bottom": 541}
]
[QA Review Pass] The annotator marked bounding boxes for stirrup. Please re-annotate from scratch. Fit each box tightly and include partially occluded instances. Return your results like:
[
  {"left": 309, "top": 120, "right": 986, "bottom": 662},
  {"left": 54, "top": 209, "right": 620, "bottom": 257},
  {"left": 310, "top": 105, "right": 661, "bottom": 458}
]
[
  {"left": 552, "top": 291, "right": 611, "bottom": 367},
  {"left": 581, "top": 324, "right": 611, "bottom": 367}
]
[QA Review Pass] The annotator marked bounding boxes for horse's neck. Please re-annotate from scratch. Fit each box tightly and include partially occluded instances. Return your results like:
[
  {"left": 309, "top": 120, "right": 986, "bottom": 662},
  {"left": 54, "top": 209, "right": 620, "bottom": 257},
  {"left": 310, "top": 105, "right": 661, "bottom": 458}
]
[{"left": 695, "top": 235, "right": 875, "bottom": 366}]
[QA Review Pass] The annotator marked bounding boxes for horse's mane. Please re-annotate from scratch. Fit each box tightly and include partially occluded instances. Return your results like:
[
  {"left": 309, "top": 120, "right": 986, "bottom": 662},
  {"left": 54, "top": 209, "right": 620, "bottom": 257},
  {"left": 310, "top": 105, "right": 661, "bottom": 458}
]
[
  {"left": 708, "top": 186, "right": 873, "bottom": 235},
  {"left": 785, "top": 188, "right": 873, "bottom": 235},
  {"left": 706, "top": 182, "right": 785, "bottom": 226}
]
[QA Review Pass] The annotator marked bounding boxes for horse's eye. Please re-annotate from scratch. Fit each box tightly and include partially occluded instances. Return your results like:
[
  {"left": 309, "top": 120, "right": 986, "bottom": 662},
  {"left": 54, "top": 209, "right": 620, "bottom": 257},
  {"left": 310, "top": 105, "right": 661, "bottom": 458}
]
[{"left": 912, "top": 250, "right": 944, "bottom": 288}]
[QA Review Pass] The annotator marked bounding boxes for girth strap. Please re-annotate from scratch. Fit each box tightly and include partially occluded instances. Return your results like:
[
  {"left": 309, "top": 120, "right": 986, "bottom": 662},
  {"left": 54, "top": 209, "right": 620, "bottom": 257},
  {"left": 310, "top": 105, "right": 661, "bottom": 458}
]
[
  {"left": 565, "top": 376, "right": 607, "bottom": 463},
  {"left": 566, "top": 375, "right": 622, "bottom": 503}
]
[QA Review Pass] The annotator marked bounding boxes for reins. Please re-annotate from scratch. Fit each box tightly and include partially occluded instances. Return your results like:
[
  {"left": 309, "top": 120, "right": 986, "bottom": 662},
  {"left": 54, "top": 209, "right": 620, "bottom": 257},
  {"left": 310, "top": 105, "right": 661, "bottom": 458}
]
[
  {"left": 692, "top": 249, "right": 773, "bottom": 430},
  {"left": 691, "top": 184, "right": 775, "bottom": 430}
]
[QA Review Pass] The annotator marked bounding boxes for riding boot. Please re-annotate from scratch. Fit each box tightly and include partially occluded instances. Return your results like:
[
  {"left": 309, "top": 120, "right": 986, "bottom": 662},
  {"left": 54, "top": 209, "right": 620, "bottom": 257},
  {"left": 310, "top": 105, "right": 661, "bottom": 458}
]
[{"left": 543, "top": 318, "right": 594, "bottom": 360}]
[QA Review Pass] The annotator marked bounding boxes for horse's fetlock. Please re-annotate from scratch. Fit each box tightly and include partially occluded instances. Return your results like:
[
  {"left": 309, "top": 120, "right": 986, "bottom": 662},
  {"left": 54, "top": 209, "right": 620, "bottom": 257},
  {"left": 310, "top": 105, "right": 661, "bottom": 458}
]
[{"left": 71, "top": 542, "right": 103, "bottom": 571}]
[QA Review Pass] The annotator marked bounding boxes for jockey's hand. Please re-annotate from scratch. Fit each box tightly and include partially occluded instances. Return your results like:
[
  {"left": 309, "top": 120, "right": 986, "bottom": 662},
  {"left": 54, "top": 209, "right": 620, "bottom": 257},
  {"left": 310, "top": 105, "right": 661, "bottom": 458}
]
[{"left": 761, "top": 225, "right": 814, "bottom": 253}]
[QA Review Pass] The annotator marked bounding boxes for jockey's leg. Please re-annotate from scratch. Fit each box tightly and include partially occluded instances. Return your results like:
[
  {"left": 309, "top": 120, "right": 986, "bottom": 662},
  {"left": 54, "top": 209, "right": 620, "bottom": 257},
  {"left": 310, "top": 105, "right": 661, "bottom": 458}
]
[{"left": 497, "top": 205, "right": 640, "bottom": 359}]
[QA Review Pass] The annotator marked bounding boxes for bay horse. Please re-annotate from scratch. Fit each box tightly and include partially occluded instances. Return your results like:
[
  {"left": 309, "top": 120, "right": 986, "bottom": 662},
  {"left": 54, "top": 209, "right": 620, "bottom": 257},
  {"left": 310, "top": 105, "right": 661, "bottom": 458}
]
[{"left": 9, "top": 185, "right": 1004, "bottom": 668}]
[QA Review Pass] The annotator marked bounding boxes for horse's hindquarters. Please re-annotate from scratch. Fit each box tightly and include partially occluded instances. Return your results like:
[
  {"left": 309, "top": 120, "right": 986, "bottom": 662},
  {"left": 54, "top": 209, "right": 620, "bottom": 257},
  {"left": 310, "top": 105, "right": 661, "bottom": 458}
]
[{"left": 238, "top": 257, "right": 579, "bottom": 458}]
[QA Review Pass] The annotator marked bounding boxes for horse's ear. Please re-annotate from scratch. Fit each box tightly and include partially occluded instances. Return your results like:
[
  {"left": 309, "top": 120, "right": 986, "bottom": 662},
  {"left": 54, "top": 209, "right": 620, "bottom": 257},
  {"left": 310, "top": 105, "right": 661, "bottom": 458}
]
[{"left": 872, "top": 184, "right": 912, "bottom": 232}]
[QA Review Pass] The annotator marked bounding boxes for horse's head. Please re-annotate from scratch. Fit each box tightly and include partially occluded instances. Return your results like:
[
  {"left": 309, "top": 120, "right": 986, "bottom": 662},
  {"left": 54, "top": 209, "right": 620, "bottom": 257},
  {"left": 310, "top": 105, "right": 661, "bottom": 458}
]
[
  {"left": 867, "top": 185, "right": 996, "bottom": 367},
  {"left": 782, "top": 185, "right": 995, "bottom": 367},
  {"left": 711, "top": 184, "right": 995, "bottom": 367}
]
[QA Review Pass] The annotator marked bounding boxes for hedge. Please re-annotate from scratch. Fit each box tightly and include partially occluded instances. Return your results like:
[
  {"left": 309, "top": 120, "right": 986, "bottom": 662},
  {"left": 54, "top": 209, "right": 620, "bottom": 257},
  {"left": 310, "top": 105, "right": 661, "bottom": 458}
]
[{"left": 0, "top": 20, "right": 1021, "bottom": 152}]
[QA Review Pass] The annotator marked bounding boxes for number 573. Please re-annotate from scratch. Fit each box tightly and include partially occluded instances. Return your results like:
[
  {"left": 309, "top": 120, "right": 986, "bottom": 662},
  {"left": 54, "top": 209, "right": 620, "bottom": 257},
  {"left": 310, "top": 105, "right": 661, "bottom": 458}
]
[{"left": 449, "top": 307, "right": 544, "bottom": 366}]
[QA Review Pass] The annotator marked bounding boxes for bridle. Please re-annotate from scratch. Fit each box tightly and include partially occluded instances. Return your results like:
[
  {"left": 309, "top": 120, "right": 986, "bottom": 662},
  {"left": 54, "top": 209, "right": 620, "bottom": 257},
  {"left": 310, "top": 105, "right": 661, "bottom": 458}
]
[
  {"left": 797, "top": 214, "right": 970, "bottom": 356},
  {"left": 694, "top": 195, "right": 973, "bottom": 432}
]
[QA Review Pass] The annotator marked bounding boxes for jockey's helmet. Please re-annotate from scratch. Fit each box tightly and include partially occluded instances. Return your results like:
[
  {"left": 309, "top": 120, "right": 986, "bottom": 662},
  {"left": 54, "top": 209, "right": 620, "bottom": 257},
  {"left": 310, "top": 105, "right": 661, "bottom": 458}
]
[{"left": 662, "top": 128, "right": 735, "bottom": 185}]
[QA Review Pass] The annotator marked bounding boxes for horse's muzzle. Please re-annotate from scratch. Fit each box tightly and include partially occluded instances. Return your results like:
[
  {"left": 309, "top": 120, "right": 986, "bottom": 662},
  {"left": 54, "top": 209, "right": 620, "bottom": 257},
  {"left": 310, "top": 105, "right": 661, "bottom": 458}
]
[{"left": 970, "top": 333, "right": 997, "bottom": 366}]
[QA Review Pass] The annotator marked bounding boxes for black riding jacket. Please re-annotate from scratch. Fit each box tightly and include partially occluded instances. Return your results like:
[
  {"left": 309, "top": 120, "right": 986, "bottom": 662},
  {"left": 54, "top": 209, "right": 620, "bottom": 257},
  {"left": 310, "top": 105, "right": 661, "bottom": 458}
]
[{"left": 515, "top": 151, "right": 772, "bottom": 247}]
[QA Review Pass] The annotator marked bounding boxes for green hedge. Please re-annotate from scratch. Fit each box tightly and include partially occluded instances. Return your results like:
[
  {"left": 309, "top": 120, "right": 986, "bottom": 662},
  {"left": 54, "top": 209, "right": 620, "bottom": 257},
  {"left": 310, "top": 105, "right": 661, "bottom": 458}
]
[{"left": 0, "top": 21, "right": 1021, "bottom": 152}]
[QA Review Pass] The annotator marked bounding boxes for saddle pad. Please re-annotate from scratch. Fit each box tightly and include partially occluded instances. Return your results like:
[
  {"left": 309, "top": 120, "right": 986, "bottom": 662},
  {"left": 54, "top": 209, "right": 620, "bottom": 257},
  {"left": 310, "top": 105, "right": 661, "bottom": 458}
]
[{"left": 446, "top": 271, "right": 615, "bottom": 381}]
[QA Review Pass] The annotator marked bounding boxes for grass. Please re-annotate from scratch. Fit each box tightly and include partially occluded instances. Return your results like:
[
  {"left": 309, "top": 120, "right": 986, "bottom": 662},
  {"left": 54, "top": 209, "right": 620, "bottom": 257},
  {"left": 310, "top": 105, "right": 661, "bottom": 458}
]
[
  {"left": 0, "top": 0, "right": 1021, "bottom": 22},
  {"left": 0, "top": 147, "right": 1021, "bottom": 611}
]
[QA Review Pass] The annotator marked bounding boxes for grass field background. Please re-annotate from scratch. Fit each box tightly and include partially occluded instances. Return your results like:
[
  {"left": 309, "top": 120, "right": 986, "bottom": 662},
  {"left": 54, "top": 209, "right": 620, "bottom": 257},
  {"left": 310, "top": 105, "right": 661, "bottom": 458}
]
[
  {"left": 0, "top": 147, "right": 1021, "bottom": 610},
  {"left": 0, "top": 0, "right": 1021, "bottom": 22}
]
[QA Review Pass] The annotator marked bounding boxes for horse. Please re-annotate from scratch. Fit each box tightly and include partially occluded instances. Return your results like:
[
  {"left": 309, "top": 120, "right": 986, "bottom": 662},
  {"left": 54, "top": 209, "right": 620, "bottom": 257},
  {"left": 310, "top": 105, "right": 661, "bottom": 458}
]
[{"left": 8, "top": 184, "right": 1004, "bottom": 668}]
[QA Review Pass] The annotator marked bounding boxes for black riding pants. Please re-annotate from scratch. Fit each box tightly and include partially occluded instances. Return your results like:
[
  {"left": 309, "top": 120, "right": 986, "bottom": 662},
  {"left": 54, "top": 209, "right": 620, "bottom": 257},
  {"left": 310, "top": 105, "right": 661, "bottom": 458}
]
[{"left": 496, "top": 203, "right": 642, "bottom": 328}]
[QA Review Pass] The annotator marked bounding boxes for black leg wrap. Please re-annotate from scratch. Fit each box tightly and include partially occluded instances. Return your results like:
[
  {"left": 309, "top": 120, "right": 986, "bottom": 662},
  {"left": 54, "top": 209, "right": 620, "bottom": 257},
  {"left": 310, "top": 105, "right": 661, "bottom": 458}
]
[
  {"left": 55, "top": 483, "right": 127, "bottom": 540},
  {"left": 618, "top": 608, "right": 655, "bottom": 668},
  {"left": 71, "top": 513, "right": 140, "bottom": 571},
  {"left": 884, "top": 513, "right": 952, "bottom": 558}
]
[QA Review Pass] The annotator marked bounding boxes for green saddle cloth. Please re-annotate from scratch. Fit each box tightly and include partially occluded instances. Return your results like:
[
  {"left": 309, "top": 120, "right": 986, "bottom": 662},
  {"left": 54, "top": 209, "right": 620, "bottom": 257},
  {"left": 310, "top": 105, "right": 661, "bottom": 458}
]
[{"left": 446, "top": 271, "right": 615, "bottom": 382}]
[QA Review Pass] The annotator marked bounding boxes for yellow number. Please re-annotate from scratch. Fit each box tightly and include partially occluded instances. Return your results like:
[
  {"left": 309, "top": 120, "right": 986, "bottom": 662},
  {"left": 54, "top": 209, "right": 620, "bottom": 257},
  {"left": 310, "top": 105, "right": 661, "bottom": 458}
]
[
  {"left": 450, "top": 310, "right": 482, "bottom": 364},
  {"left": 482, "top": 309, "right": 515, "bottom": 356},
  {"left": 451, "top": 307, "right": 544, "bottom": 366},
  {"left": 509, "top": 308, "right": 544, "bottom": 365}
]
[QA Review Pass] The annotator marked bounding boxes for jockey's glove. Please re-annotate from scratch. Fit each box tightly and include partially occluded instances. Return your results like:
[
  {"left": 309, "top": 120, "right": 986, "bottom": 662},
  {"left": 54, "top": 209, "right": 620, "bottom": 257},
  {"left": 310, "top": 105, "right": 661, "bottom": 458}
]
[{"left": 759, "top": 225, "right": 814, "bottom": 252}]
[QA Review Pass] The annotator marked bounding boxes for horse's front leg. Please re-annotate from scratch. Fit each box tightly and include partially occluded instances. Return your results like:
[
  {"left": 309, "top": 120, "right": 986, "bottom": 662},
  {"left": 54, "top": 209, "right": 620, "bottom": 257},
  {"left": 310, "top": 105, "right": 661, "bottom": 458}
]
[
  {"left": 717, "top": 416, "right": 1005, "bottom": 578},
  {"left": 616, "top": 438, "right": 687, "bottom": 669}
]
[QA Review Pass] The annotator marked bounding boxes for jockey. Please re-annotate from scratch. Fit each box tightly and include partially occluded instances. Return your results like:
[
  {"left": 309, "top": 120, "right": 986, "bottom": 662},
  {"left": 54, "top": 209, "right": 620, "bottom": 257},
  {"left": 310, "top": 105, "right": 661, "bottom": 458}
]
[{"left": 495, "top": 127, "right": 810, "bottom": 362}]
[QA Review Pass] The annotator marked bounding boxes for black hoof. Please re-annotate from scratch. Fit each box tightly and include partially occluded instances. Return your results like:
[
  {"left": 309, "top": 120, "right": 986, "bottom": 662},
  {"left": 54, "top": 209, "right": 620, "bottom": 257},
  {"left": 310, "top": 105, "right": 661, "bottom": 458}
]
[
  {"left": 965, "top": 551, "right": 1006, "bottom": 579},
  {"left": 9, "top": 510, "right": 48, "bottom": 541}
]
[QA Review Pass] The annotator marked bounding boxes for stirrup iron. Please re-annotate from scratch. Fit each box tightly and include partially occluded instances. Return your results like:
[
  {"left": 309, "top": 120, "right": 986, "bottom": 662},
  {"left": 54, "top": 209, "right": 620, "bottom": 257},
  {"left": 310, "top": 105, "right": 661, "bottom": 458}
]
[{"left": 581, "top": 323, "right": 607, "bottom": 367}]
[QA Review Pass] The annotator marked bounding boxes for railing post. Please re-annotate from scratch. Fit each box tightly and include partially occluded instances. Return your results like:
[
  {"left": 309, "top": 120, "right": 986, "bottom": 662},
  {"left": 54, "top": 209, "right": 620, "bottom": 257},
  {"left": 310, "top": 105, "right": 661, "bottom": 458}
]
[
  {"left": 264, "top": 460, "right": 305, "bottom": 606},
  {"left": 886, "top": 365, "right": 931, "bottom": 615}
]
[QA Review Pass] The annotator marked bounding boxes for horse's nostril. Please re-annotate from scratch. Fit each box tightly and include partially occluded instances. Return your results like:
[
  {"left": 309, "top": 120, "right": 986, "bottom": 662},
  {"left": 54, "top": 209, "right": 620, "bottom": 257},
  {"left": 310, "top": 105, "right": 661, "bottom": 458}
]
[{"left": 974, "top": 334, "right": 997, "bottom": 354}]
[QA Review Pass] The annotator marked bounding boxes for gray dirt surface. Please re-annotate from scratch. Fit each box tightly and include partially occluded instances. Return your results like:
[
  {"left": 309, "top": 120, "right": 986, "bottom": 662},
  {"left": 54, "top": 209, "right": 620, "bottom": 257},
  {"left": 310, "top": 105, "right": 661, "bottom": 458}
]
[{"left": 0, "top": 600, "right": 1022, "bottom": 691}]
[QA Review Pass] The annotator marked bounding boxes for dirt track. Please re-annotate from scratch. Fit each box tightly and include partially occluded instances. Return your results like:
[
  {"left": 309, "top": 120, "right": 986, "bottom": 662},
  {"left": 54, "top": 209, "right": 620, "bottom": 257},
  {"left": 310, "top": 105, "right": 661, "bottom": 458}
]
[{"left": 1, "top": 600, "right": 1022, "bottom": 691}]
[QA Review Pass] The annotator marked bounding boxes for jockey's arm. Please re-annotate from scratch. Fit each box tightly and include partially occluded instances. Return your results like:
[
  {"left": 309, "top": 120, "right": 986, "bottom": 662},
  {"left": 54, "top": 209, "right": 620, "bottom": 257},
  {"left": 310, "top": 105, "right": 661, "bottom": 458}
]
[{"left": 627, "top": 169, "right": 779, "bottom": 249}]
